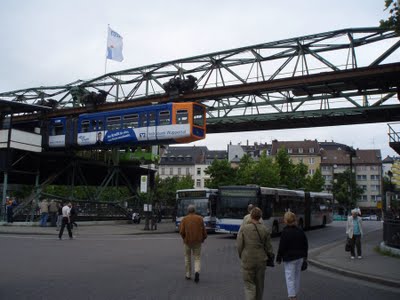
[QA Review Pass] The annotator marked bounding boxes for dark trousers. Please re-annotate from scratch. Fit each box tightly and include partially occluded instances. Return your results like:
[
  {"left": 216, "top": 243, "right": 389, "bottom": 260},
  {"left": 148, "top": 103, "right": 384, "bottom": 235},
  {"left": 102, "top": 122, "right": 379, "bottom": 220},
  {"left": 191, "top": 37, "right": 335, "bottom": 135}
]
[
  {"left": 350, "top": 234, "right": 362, "bottom": 256},
  {"left": 59, "top": 217, "right": 73, "bottom": 239},
  {"left": 6, "top": 208, "right": 13, "bottom": 223},
  {"left": 50, "top": 212, "right": 57, "bottom": 227}
]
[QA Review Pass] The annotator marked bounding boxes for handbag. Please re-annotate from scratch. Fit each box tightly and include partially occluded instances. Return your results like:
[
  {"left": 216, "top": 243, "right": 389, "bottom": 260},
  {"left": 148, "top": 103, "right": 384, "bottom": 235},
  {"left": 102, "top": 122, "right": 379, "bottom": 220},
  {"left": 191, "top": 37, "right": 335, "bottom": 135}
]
[
  {"left": 301, "top": 260, "right": 308, "bottom": 271},
  {"left": 345, "top": 237, "right": 351, "bottom": 252},
  {"left": 253, "top": 223, "right": 275, "bottom": 267}
]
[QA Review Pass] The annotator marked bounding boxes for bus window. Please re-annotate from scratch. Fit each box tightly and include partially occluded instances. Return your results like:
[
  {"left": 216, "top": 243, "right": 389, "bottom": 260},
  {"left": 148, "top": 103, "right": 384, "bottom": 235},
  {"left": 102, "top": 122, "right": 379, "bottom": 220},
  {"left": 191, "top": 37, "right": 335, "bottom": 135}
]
[
  {"left": 159, "top": 111, "right": 170, "bottom": 125},
  {"left": 107, "top": 116, "right": 121, "bottom": 130},
  {"left": 123, "top": 114, "right": 139, "bottom": 128},
  {"left": 149, "top": 111, "right": 156, "bottom": 126},
  {"left": 81, "top": 120, "right": 90, "bottom": 133},
  {"left": 176, "top": 110, "right": 188, "bottom": 124},
  {"left": 140, "top": 113, "right": 148, "bottom": 127},
  {"left": 193, "top": 105, "right": 204, "bottom": 127}
]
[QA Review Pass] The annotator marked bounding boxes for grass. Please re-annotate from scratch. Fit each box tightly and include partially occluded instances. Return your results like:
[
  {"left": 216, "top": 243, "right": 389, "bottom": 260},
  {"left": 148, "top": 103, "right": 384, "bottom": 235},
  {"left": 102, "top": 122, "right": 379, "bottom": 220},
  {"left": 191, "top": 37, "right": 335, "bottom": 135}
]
[{"left": 374, "top": 245, "right": 400, "bottom": 258}]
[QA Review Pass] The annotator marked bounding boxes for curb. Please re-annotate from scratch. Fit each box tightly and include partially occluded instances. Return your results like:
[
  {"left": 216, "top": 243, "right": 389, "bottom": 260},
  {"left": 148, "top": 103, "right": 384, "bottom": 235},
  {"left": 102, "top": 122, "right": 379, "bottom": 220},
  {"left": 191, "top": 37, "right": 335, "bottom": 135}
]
[{"left": 308, "top": 230, "right": 400, "bottom": 288}]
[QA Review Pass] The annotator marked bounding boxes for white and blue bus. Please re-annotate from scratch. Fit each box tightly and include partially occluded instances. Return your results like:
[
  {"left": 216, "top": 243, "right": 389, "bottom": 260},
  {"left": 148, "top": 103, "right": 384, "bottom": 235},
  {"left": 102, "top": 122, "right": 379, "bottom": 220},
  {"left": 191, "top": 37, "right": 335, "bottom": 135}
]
[
  {"left": 215, "top": 185, "right": 333, "bottom": 235},
  {"left": 175, "top": 188, "right": 218, "bottom": 232}
]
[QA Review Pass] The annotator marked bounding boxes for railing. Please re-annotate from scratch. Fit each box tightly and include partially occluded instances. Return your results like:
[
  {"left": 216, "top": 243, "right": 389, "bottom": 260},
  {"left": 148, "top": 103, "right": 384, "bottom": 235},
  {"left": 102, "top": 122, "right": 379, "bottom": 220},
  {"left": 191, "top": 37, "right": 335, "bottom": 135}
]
[
  {"left": 383, "top": 214, "right": 400, "bottom": 249},
  {"left": 388, "top": 123, "right": 400, "bottom": 143}
]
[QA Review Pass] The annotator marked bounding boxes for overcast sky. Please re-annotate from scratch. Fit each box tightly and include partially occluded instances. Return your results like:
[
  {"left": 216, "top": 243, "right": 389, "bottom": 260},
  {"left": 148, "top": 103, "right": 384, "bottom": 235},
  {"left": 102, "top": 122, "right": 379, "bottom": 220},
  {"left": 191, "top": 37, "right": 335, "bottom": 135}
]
[{"left": 0, "top": 0, "right": 399, "bottom": 158}]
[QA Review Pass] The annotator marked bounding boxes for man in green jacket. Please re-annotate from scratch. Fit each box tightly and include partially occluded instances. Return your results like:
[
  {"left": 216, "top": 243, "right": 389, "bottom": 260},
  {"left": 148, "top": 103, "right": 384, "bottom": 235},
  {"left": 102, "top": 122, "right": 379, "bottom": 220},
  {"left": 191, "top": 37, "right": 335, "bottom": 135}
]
[{"left": 179, "top": 204, "right": 207, "bottom": 283}]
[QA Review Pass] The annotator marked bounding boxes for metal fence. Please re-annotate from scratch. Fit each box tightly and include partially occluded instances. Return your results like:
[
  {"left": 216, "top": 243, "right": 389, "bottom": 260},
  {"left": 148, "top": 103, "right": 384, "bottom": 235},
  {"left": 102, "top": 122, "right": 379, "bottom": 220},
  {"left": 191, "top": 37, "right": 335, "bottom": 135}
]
[{"left": 383, "top": 217, "right": 400, "bottom": 249}]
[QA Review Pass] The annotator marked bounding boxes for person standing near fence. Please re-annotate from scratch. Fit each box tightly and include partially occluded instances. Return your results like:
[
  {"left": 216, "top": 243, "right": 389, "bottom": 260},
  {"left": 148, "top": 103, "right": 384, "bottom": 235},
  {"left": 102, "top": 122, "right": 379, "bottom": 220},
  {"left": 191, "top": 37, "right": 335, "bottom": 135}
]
[
  {"left": 39, "top": 199, "right": 49, "bottom": 227},
  {"left": 48, "top": 200, "right": 58, "bottom": 227}
]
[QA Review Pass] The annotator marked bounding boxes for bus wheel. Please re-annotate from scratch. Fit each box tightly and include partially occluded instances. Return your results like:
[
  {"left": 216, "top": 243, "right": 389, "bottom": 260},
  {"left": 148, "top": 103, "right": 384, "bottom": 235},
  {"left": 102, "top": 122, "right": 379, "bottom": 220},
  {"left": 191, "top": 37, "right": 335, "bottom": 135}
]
[
  {"left": 272, "top": 223, "right": 279, "bottom": 235},
  {"left": 298, "top": 219, "right": 304, "bottom": 230}
]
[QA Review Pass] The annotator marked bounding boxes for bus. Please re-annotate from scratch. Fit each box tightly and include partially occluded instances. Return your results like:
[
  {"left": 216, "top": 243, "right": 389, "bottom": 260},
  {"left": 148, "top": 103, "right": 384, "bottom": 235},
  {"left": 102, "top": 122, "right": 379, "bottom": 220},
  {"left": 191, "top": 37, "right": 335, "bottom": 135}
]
[
  {"left": 175, "top": 188, "right": 218, "bottom": 232},
  {"left": 215, "top": 185, "right": 333, "bottom": 234}
]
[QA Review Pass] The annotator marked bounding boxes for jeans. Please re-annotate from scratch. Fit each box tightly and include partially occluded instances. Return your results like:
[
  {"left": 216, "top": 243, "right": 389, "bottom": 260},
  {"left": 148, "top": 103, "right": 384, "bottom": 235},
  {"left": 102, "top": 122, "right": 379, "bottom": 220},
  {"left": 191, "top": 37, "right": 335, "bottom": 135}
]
[
  {"left": 40, "top": 213, "right": 49, "bottom": 227},
  {"left": 59, "top": 217, "right": 72, "bottom": 239}
]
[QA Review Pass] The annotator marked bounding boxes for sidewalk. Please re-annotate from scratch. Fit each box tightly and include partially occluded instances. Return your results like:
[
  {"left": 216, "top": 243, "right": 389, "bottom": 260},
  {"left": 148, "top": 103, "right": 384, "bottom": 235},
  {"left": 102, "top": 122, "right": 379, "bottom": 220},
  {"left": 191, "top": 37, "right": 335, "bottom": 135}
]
[
  {"left": 308, "top": 229, "right": 400, "bottom": 288},
  {"left": 0, "top": 219, "right": 177, "bottom": 235}
]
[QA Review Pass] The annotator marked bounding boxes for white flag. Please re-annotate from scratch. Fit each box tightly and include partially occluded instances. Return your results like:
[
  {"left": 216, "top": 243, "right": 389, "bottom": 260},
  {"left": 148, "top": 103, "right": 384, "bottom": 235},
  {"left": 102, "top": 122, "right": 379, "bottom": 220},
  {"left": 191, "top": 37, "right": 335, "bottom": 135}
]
[{"left": 106, "top": 27, "right": 123, "bottom": 62}]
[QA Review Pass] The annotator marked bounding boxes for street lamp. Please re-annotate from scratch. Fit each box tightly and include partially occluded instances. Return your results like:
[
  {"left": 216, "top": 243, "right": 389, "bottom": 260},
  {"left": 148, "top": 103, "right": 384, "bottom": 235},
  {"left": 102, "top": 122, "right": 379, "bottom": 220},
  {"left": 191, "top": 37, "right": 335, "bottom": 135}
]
[{"left": 346, "top": 146, "right": 357, "bottom": 212}]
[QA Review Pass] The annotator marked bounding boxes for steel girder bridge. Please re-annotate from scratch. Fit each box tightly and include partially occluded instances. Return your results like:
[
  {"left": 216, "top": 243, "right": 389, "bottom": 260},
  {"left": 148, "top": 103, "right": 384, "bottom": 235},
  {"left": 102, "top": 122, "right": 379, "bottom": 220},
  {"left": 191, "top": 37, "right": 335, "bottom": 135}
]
[
  {"left": 1, "top": 27, "right": 400, "bottom": 222},
  {"left": 1, "top": 27, "right": 400, "bottom": 134}
]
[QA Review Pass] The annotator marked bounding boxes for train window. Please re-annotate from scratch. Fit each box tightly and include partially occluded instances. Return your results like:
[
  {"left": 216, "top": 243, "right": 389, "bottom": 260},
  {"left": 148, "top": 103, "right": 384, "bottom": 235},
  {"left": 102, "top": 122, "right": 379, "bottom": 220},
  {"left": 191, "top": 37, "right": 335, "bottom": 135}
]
[
  {"left": 51, "top": 123, "right": 64, "bottom": 136},
  {"left": 140, "top": 113, "right": 148, "bottom": 127},
  {"left": 98, "top": 120, "right": 104, "bottom": 130},
  {"left": 149, "top": 111, "right": 156, "bottom": 126},
  {"left": 81, "top": 120, "right": 90, "bottom": 133},
  {"left": 123, "top": 114, "right": 139, "bottom": 128},
  {"left": 176, "top": 110, "right": 188, "bottom": 124},
  {"left": 159, "top": 111, "right": 170, "bottom": 125},
  {"left": 193, "top": 105, "right": 204, "bottom": 127},
  {"left": 107, "top": 116, "right": 121, "bottom": 130}
]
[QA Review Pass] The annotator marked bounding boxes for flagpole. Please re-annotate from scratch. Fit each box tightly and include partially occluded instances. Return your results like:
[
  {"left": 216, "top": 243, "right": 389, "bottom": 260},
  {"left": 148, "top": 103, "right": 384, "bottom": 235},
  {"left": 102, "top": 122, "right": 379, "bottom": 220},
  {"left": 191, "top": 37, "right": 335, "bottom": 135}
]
[{"left": 105, "top": 24, "right": 110, "bottom": 75}]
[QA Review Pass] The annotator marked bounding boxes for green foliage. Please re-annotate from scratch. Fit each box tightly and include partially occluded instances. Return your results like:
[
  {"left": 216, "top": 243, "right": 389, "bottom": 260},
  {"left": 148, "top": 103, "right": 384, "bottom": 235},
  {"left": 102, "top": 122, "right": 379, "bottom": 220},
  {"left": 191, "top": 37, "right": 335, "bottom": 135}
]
[
  {"left": 332, "top": 169, "right": 364, "bottom": 209},
  {"left": 204, "top": 159, "right": 237, "bottom": 188},
  {"left": 253, "top": 151, "right": 280, "bottom": 187},
  {"left": 153, "top": 175, "right": 194, "bottom": 207},
  {"left": 380, "top": 0, "right": 400, "bottom": 34},
  {"left": 305, "top": 168, "right": 325, "bottom": 192}
]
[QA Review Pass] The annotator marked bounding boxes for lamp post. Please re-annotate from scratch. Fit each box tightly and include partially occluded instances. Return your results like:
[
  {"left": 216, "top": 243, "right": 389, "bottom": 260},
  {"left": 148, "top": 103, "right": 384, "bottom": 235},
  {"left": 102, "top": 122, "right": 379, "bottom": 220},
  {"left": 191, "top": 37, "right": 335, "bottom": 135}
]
[{"left": 346, "top": 146, "right": 357, "bottom": 212}]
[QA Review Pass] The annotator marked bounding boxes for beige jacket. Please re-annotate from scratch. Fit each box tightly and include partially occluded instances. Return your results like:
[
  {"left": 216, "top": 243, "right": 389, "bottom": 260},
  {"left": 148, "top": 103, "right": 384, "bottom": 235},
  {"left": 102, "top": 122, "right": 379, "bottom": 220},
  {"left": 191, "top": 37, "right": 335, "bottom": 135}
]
[{"left": 237, "top": 223, "right": 274, "bottom": 269}]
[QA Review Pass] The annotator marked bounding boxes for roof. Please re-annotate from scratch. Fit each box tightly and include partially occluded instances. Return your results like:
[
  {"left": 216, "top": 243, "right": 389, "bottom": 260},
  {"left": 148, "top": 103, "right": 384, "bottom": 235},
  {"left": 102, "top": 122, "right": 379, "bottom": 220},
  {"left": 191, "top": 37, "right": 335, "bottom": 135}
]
[
  {"left": 271, "top": 139, "right": 320, "bottom": 155},
  {"left": 320, "top": 149, "right": 382, "bottom": 165},
  {"left": 0, "top": 99, "right": 51, "bottom": 114}
]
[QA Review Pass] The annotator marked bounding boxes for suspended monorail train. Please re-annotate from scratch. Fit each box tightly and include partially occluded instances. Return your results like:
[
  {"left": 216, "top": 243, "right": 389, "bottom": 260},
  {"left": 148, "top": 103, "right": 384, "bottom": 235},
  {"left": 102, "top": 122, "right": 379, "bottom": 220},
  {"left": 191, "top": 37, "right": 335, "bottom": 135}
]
[{"left": 42, "top": 102, "right": 206, "bottom": 148}]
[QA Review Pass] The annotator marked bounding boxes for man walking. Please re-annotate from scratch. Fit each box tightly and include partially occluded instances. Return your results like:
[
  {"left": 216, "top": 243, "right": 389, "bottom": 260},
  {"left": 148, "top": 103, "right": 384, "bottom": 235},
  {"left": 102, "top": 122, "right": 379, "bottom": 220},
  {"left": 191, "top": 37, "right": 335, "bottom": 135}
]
[
  {"left": 39, "top": 199, "right": 49, "bottom": 227},
  {"left": 179, "top": 205, "right": 207, "bottom": 283},
  {"left": 58, "top": 202, "right": 73, "bottom": 240}
]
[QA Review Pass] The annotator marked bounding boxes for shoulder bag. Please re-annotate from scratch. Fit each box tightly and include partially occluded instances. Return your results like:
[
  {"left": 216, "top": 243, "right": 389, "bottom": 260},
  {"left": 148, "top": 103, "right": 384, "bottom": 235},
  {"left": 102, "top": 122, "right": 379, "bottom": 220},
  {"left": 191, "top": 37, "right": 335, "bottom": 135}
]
[{"left": 253, "top": 223, "right": 275, "bottom": 267}]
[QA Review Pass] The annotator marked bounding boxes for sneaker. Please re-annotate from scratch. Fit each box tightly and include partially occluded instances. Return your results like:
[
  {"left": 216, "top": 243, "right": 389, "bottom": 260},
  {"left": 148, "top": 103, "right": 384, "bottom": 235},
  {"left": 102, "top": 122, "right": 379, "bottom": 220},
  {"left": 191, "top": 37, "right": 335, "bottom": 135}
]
[
  {"left": 194, "top": 272, "right": 199, "bottom": 283},
  {"left": 357, "top": 256, "right": 362, "bottom": 259},
  {"left": 350, "top": 256, "right": 355, "bottom": 259},
  {"left": 185, "top": 276, "right": 191, "bottom": 280}
]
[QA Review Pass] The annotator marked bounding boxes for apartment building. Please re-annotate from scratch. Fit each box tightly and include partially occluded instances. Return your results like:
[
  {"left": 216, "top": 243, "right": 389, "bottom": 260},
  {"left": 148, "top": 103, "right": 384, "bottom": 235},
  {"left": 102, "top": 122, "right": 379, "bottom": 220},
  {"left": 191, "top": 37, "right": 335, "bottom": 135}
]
[{"left": 157, "top": 146, "right": 227, "bottom": 189}]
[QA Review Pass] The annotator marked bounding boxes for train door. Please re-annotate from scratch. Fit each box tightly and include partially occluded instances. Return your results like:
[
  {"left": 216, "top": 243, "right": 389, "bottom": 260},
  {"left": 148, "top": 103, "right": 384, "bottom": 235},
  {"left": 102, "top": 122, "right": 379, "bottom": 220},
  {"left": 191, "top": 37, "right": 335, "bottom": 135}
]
[
  {"left": 147, "top": 111, "right": 156, "bottom": 142},
  {"left": 136, "top": 112, "right": 148, "bottom": 142}
]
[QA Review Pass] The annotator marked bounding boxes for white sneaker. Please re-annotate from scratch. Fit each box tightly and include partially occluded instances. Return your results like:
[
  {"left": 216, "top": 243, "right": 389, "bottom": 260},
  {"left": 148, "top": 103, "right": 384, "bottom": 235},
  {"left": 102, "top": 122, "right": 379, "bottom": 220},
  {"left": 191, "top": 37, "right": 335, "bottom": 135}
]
[
  {"left": 350, "top": 256, "right": 355, "bottom": 259},
  {"left": 357, "top": 256, "right": 362, "bottom": 259}
]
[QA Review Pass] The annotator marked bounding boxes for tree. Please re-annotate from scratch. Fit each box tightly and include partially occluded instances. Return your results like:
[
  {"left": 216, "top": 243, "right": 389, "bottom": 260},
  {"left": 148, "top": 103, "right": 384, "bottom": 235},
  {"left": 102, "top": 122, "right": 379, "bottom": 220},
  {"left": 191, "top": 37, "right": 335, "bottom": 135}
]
[
  {"left": 253, "top": 151, "right": 280, "bottom": 187},
  {"left": 236, "top": 154, "right": 256, "bottom": 185},
  {"left": 304, "top": 168, "right": 325, "bottom": 192},
  {"left": 332, "top": 169, "right": 364, "bottom": 210},
  {"left": 275, "top": 147, "right": 294, "bottom": 187},
  {"left": 154, "top": 175, "right": 194, "bottom": 207},
  {"left": 380, "top": 0, "right": 400, "bottom": 34},
  {"left": 204, "top": 159, "right": 237, "bottom": 188}
]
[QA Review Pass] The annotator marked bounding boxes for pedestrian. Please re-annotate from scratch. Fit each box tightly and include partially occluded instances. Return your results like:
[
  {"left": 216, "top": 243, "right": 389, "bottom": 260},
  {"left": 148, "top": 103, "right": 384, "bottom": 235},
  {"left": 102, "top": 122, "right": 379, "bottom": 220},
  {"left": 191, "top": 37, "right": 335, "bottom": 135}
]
[
  {"left": 179, "top": 204, "right": 207, "bottom": 283},
  {"left": 69, "top": 203, "right": 78, "bottom": 230},
  {"left": 346, "top": 208, "right": 363, "bottom": 259},
  {"left": 39, "top": 199, "right": 50, "bottom": 227},
  {"left": 6, "top": 197, "right": 17, "bottom": 223},
  {"left": 58, "top": 202, "right": 73, "bottom": 240},
  {"left": 48, "top": 200, "right": 58, "bottom": 227},
  {"left": 276, "top": 211, "right": 308, "bottom": 300},
  {"left": 151, "top": 214, "right": 157, "bottom": 230},
  {"left": 56, "top": 202, "right": 63, "bottom": 231},
  {"left": 239, "top": 204, "right": 263, "bottom": 232},
  {"left": 237, "top": 207, "right": 274, "bottom": 300}
]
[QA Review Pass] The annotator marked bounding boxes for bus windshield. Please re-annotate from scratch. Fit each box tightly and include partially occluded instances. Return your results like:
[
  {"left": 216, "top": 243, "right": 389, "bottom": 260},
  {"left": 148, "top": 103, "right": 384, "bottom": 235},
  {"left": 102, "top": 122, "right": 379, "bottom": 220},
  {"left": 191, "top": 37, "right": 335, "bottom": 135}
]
[
  {"left": 176, "top": 198, "right": 210, "bottom": 218},
  {"left": 217, "top": 188, "right": 258, "bottom": 219}
]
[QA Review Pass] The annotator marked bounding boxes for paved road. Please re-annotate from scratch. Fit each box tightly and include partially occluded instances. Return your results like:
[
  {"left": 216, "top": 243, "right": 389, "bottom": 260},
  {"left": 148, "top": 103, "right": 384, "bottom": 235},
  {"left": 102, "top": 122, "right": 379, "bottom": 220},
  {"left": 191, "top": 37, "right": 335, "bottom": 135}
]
[{"left": 0, "top": 222, "right": 399, "bottom": 300}]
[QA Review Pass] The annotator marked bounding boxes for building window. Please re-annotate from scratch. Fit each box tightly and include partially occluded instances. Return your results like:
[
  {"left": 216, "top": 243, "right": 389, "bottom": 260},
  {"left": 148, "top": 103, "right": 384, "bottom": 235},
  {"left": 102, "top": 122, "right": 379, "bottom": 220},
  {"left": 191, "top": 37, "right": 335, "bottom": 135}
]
[
  {"left": 161, "top": 168, "right": 165, "bottom": 175},
  {"left": 357, "top": 166, "right": 367, "bottom": 171},
  {"left": 308, "top": 169, "right": 315, "bottom": 175},
  {"left": 321, "top": 166, "right": 331, "bottom": 171},
  {"left": 371, "top": 195, "right": 381, "bottom": 202},
  {"left": 360, "top": 185, "right": 367, "bottom": 191},
  {"left": 178, "top": 168, "right": 181, "bottom": 175},
  {"left": 186, "top": 168, "right": 190, "bottom": 175},
  {"left": 356, "top": 175, "right": 367, "bottom": 180},
  {"left": 371, "top": 185, "right": 381, "bottom": 191},
  {"left": 309, "top": 148, "right": 315, "bottom": 153},
  {"left": 323, "top": 175, "right": 333, "bottom": 181},
  {"left": 309, "top": 158, "right": 315, "bottom": 164},
  {"left": 197, "top": 168, "right": 201, "bottom": 175},
  {"left": 287, "top": 148, "right": 293, "bottom": 154},
  {"left": 370, "top": 166, "right": 378, "bottom": 171},
  {"left": 298, "top": 158, "right": 303, "bottom": 163},
  {"left": 359, "top": 195, "right": 368, "bottom": 202},
  {"left": 298, "top": 148, "right": 303, "bottom": 154},
  {"left": 196, "top": 179, "right": 201, "bottom": 187},
  {"left": 169, "top": 168, "right": 173, "bottom": 175},
  {"left": 370, "top": 175, "right": 380, "bottom": 180}
]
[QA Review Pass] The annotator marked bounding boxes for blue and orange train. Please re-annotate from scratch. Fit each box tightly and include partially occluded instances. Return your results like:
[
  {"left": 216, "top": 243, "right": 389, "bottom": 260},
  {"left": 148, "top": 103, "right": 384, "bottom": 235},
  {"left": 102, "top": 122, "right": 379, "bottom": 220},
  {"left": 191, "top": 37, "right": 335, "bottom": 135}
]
[{"left": 43, "top": 102, "right": 206, "bottom": 148}]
